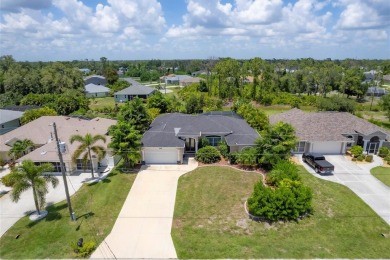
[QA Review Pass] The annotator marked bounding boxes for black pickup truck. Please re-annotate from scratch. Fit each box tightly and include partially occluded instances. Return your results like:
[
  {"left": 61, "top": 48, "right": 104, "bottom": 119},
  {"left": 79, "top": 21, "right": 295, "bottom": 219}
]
[{"left": 302, "top": 153, "right": 335, "bottom": 174}]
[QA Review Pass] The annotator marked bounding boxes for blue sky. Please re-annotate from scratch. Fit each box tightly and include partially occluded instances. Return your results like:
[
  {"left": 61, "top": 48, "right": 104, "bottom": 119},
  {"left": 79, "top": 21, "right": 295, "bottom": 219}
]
[{"left": 0, "top": 0, "right": 389, "bottom": 61}]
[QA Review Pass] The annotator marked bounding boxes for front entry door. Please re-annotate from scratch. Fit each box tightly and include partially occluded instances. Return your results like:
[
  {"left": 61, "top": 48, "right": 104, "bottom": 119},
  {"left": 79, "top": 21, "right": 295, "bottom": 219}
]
[
  {"left": 367, "top": 142, "right": 379, "bottom": 154},
  {"left": 185, "top": 138, "right": 196, "bottom": 152}
]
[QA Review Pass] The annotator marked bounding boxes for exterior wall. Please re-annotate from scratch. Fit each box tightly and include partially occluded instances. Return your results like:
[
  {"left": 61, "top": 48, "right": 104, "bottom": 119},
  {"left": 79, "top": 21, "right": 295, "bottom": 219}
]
[
  {"left": 0, "top": 119, "right": 21, "bottom": 135},
  {"left": 382, "top": 141, "right": 390, "bottom": 149},
  {"left": 86, "top": 92, "right": 109, "bottom": 98},
  {"left": 229, "top": 145, "right": 255, "bottom": 153},
  {"left": 115, "top": 94, "right": 150, "bottom": 103}
]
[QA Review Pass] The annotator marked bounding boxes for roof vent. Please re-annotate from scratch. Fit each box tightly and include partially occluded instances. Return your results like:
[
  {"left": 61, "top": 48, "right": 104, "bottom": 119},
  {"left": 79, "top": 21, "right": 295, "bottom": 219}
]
[{"left": 40, "top": 151, "right": 47, "bottom": 155}]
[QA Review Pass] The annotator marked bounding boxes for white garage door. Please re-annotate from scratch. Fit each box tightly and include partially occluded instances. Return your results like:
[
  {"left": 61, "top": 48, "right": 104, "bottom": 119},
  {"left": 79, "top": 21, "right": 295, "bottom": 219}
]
[
  {"left": 312, "top": 142, "right": 342, "bottom": 154},
  {"left": 143, "top": 147, "right": 178, "bottom": 164}
]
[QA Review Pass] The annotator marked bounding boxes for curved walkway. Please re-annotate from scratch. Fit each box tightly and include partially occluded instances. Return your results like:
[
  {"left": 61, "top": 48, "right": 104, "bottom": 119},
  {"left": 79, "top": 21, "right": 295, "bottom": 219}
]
[
  {"left": 91, "top": 159, "right": 198, "bottom": 259},
  {"left": 297, "top": 155, "right": 390, "bottom": 225}
]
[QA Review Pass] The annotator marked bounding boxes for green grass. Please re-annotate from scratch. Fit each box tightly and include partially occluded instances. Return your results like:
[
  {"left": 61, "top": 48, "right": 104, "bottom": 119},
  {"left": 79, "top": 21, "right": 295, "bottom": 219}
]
[
  {"left": 89, "top": 97, "right": 116, "bottom": 110},
  {"left": 371, "top": 166, "right": 390, "bottom": 187},
  {"left": 0, "top": 167, "right": 136, "bottom": 259},
  {"left": 172, "top": 166, "right": 390, "bottom": 259}
]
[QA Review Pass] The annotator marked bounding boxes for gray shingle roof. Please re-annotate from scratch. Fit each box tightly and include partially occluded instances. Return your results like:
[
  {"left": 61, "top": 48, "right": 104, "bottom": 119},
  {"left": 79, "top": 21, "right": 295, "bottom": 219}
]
[
  {"left": 0, "top": 109, "right": 24, "bottom": 124},
  {"left": 142, "top": 113, "right": 259, "bottom": 147},
  {"left": 114, "top": 85, "right": 155, "bottom": 96},
  {"left": 85, "top": 83, "right": 110, "bottom": 93},
  {"left": 270, "top": 108, "right": 390, "bottom": 142}
]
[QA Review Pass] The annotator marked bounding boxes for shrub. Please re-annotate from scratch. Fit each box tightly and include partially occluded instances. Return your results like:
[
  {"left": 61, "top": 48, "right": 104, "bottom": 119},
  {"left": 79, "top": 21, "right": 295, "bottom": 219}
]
[
  {"left": 385, "top": 155, "right": 390, "bottom": 165},
  {"left": 1, "top": 173, "right": 16, "bottom": 187},
  {"left": 195, "top": 146, "right": 221, "bottom": 164},
  {"left": 217, "top": 141, "right": 229, "bottom": 159},
  {"left": 266, "top": 160, "right": 300, "bottom": 186},
  {"left": 236, "top": 148, "right": 258, "bottom": 167},
  {"left": 365, "top": 155, "right": 373, "bottom": 163},
  {"left": 357, "top": 155, "right": 365, "bottom": 161},
  {"left": 352, "top": 158, "right": 357, "bottom": 162},
  {"left": 350, "top": 145, "right": 363, "bottom": 157},
  {"left": 248, "top": 179, "right": 312, "bottom": 221},
  {"left": 228, "top": 152, "right": 239, "bottom": 164},
  {"left": 378, "top": 147, "right": 389, "bottom": 158},
  {"left": 198, "top": 137, "right": 210, "bottom": 148},
  {"left": 71, "top": 241, "right": 96, "bottom": 258}
]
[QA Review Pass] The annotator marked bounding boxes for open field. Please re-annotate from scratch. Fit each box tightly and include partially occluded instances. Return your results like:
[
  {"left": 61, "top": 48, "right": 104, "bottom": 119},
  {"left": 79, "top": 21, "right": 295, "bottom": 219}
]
[
  {"left": 0, "top": 166, "right": 136, "bottom": 259},
  {"left": 172, "top": 166, "right": 390, "bottom": 259}
]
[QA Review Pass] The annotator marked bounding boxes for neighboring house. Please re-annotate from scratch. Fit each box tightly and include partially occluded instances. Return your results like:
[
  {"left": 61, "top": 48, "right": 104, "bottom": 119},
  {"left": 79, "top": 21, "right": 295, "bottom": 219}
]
[
  {"left": 0, "top": 109, "right": 24, "bottom": 135},
  {"left": 85, "top": 83, "right": 110, "bottom": 98},
  {"left": 270, "top": 108, "right": 390, "bottom": 155},
  {"left": 364, "top": 70, "right": 377, "bottom": 82},
  {"left": 191, "top": 70, "right": 207, "bottom": 77},
  {"left": 0, "top": 116, "right": 119, "bottom": 174},
  {"left": 84, "top": 75, "right": 107, "bottom": 86},
  {"left": 141, "top": 112, "right": 259, "bottom": 164},
  {"left": 179, "top": 77, "right": 203, "bottom": 87},
  {"left": 114, "top": 78, "right": 156, "bottom": 102},
  {"left": 160, "top": 74, "right": 193, "bottom": 85},
  {"left": 366, "top": 87, "right": 387, "bottom": 97},
  {"left": 79, "top": 68, "right": 91, "bottom": 75},
  {"left": 3, "top": 105, "right": 41, "bottom": 112}
]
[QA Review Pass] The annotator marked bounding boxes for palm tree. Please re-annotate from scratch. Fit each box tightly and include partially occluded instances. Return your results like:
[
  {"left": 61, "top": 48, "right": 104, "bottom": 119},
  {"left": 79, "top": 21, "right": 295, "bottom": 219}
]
[
  {"left": 70, "top": 133, "right": 106, "bottom": 178},
  {"left": 10, "top": 160, "right": 58, "bottom": 215},
  {"left": 8, "top": 139, "right": 34, "bottom": 162}
]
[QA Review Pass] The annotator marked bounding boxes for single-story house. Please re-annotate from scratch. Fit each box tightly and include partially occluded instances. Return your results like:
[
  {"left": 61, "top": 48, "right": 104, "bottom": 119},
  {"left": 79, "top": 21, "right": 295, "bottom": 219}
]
[
  {"left": 0, "top": 109, "right": 24, "bottom": 135},
  {"left": 270, "top": 108, "right": 390, "bottom": 155},
  {"left": 3, "top": 105, "right": 41, "bottom": 112},
  {"left": 367, "top": 87, "right": 387, "bottom": 97},
  {"left": 179, "top": 77, "right": 203, "bottom": 87},
  {"left": 114, "top": 79, "right": 156, "bottom": 102},
  {"left": 79, "top": 68, "right": 91, "bottom": 75},
  {"left": 160, "top": 74, "right": 193, "bottom": 85},
  {"left": 0, "top": 116, "right": 120, "bottom": 174},
  {"left": 364, "top": 70, "right": 377, "bottom": 81},
  {"left": 84, "top": 75, "right": 107, "bottom": 86},
  {"left": 141, "top": 112, "right": 259, "bottom": 164},
  {"left": 85, "top": 83, "right": 110, "bottom": 98}
]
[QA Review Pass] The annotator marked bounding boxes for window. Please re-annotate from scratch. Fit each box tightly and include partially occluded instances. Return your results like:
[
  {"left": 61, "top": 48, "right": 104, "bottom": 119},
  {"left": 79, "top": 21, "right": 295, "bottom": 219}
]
[
  {"left": 294, "top": 141, "right": 305, "bottom": 153},
  {"left": 206, "top": 136, "right": 222, "bottom": 146},
  {"left": 76, "top": 159, "right": 92, "bottom": 170}
]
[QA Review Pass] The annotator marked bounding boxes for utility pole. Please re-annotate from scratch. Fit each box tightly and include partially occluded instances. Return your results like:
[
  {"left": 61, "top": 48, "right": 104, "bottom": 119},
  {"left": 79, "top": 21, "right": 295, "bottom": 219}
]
[{"left": 52, "top": 122, "right": 75, "bottom": 221}]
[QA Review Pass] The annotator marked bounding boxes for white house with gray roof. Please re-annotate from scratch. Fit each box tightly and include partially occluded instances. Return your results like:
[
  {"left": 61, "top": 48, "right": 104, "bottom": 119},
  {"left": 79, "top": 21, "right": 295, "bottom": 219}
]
[
  {"left": 114, "top": 78, "right": 156, "bottom": 102},
  {"left": 0, "top": 109, "right": 24, "bottom": 135},
  {"left": 141, "top": 112, "right": 259, "bottom": 164},
  {"left": 270, "top": 108, "right": 390, "bottom": 155},
  {"left": 85, "top": 83, "right": 110, "bottom": 98}
]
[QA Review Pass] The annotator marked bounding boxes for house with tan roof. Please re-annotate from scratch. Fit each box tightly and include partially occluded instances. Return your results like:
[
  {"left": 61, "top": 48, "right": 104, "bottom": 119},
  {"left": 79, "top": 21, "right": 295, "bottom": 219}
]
[
  {"left": 270, "top": 109, "right": 390, "bottom": 155},
  {"left": 0, "top": 116, "right": 120, "bottom": 174}
]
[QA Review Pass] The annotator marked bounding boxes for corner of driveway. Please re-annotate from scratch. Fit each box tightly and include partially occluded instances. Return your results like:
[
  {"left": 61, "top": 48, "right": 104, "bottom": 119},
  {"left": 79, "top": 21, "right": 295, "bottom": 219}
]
[
  {"left": 91, "top": 159, "right": 198, "bottom": 259},
  {"left": 296, "top": 154, "right": 390, "bottom": 226}
]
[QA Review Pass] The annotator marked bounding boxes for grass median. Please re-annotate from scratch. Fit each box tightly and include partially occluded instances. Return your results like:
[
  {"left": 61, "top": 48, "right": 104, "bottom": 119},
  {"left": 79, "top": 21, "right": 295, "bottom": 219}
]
[
  {"left": 0, "top": 166, "right": 136, "bottom": 259},
  {"left": 172, "top": 166, "right": 390, "bottom": 259}
]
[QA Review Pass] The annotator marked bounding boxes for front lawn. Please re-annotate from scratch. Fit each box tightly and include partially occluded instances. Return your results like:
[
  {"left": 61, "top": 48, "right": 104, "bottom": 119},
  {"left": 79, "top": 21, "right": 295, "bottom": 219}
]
[
  {"left": 89, "top": 97, "right": 116, "bottom": 110},
  {"left": 172, "top": 166, "right": 390, "bottom": 259},
  {"left": 0, "top": 167, "right": 136, "bottom": 259},
  {"left": 371, "top": 166, "right": 390, "bottom": 187}
]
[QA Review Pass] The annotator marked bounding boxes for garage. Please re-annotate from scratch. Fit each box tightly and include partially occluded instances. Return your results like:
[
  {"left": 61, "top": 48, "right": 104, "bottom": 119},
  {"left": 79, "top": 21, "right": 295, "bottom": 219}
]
[
  {"left": 143, "top": 147, "right": 178, "bottom": 164},
  {"left": 311, "top": 142, "right": 343, "bottom": 154}
]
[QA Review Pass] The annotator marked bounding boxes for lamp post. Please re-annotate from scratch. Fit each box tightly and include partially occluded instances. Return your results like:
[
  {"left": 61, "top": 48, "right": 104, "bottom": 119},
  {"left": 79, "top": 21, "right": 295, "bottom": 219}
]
[{"left": 52, "top": 122, "right": 75, "bottom": 221}]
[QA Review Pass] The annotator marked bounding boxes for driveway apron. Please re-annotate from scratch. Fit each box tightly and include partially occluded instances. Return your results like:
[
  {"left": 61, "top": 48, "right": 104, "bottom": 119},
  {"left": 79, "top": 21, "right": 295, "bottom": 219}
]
[
  {"left": 298, "top": 155, "right": 390, "bottom": 225},
  {"left": 91, "top": 160, "right": 197, "bottom": 259}
]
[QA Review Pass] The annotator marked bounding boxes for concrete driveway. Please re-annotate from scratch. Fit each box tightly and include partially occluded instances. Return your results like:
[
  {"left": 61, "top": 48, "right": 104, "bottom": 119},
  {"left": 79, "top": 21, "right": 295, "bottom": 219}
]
[
  {"left": 297, "top": 155, "right": 390, "bottom": 225},
  {"left": 0, "top": 168, "right": 112, "bottom": 237},
  {"left": 91, "top": 159, "right": 198, "bottom": 259}
]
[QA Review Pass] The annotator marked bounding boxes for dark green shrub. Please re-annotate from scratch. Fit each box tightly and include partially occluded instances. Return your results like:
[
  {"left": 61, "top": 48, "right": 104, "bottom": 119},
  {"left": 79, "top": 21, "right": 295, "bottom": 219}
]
[
  {"left": 217, "top": 141, "right": 229, "bottom": 159},
  {"left": 71, "top": 241, "right": 96, "bottom": 258},
  {"left": 228, "top": 152, "right": 239, "bottom": 164},
  {"left": 248, "top": 179, "right": 313, "bottom": 221},
  {"left": 1, "top": 173, "right": 16, "bottom": 187},
  {"left": 352, "top": 158, "right": 357, "bottom": 162},
  {"left": 195, "top": 146, "right": 221, "bottom": 164},
  {"left": 236, "top": 148, "right": 258, "bottom": 167},
  {"left": 266, "top": 160, "right": 300, "bottom": 186},
  {"left": 198, "top": 137, "right": 210, "bottom": 149},
  {"left": 357, "top": 155, "right": 365, "bottom": 161},
  {"left": 365, "top": 155, "right": 373, "bottom": 163},
  {"left": 385, "top": 155, "right": 390, "bottom": 164},
  {"left": 350, "top": 145, "right": 363, "bottom": 157},
  {"left": 378, "top": 147, "right": 389, "bottom": 158}
]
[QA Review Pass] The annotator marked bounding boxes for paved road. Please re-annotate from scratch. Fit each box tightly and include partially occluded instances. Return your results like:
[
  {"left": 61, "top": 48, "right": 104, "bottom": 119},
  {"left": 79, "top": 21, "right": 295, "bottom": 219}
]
[
  {"left": 0, "top": 169, "right": 111, "bottom": 237},
  {"left": 91, "top": 159, "right": 198, "bottom": 259},
  {"left": 297, "top": 155, "right": 390, "bottom": 225}
]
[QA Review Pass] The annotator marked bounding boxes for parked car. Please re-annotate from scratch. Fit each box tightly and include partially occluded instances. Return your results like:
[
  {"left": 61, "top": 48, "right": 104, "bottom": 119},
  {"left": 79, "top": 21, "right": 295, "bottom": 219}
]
[{"left": 302, "top": 153, "right": 335, "bottom": 174}]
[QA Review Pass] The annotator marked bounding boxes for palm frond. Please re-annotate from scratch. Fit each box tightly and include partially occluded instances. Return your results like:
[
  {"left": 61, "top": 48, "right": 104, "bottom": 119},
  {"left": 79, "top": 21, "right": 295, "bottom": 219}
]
[
  {"left": 90, "top": 145, "right": 106, "bottom": 160},
  {"left": 69, "top": 134, "right": 85, "bottom": 144}
]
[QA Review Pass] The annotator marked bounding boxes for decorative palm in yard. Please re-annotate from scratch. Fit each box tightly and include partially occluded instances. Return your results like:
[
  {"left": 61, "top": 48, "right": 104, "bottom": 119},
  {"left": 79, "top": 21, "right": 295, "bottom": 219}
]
[
  {"left": 8, "top": 139, "right": 35, "bottom": 162},
  {"left": 70, "top": 133, "right": 106, "bottom": 178},
  {"left": 10, "top": 160, "right": 58, "bottom": 215}
]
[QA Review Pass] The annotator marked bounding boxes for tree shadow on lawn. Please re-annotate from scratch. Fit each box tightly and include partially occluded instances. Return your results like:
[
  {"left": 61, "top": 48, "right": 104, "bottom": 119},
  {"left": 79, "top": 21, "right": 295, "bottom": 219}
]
[
  {"left": 75, "top": 212, "right": 95, "bottom": 231},
  {"left": 25, "top": 203, "right": 67, "bottom": 228}
]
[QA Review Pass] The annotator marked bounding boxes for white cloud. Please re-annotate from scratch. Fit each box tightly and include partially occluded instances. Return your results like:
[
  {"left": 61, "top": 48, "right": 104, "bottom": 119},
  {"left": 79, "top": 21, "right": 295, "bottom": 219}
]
[{"left": 234, "top": 0, "right": 283, "bottom": 24}]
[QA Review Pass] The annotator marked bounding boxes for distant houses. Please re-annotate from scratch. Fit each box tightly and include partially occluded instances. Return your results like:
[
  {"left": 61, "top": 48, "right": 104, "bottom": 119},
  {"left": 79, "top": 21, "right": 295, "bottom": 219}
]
[
  {"left": 160, "top": 74, "right": 193, "bottom": 85},
  {"left": 114, "top": 78, "right": 156, "bottom": 102},
  {"left": 84, "top": 75, "right": 109, "bottom": 98}
]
